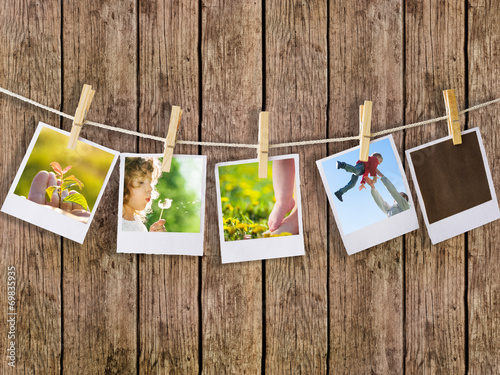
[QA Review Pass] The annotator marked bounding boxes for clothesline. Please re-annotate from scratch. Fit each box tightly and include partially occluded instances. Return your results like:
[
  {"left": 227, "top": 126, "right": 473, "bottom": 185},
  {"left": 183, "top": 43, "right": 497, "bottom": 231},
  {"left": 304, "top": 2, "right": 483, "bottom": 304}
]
[{"left": 1, "top": 86, "right": 499, "bottom": 149}]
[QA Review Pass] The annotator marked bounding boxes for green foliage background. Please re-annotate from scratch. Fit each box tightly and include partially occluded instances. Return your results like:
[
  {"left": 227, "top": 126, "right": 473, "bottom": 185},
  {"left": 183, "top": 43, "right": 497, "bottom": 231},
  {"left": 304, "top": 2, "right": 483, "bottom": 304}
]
[
  {"left": 219, "top": 161, "right": 275, "bottom": 241},
  {"left": 145, "top": 158, "right": 203, "bottom": 233},
  {"left": 14, "top": 125, "right": 115, "bottom": 212}
]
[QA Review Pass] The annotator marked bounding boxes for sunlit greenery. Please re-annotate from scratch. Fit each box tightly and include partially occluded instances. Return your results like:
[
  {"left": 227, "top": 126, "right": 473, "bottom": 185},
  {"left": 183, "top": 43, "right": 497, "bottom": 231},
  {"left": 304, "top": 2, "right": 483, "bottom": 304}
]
[
  {"left": 145, "top": 157, "right": 203, "bottom": 233},
  {"left": 14, "top": 125, "right": 115, "bottom": 212},
  {"left": 219, "top": 161, "right": 278, "bottom": 241}
]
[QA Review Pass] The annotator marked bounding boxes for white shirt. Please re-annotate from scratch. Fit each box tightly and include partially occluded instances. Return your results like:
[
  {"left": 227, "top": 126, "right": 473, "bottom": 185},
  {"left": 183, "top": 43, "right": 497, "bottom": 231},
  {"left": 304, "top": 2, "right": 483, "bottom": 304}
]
[{"left": 122, "top": 218, "right": 148, "bottom": 232}]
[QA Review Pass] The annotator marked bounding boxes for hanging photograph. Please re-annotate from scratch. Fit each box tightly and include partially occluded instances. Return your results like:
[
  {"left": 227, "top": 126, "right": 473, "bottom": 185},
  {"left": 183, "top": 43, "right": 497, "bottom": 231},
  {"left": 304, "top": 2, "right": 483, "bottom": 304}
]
[
  {"left": 1, "top": 122, "right": 119, "bottom": 243},
  {"left": 406, "top": 128, "right": 500, "bottom": 244},
  {"left": 316, "top": 135, "right": 418, "bottom": 255},
  {"left": 117, "top": 154, "right": 207, "bottom": 255},
  {"left": 215, "top": 154, "right": 305, "bottom": 263}
]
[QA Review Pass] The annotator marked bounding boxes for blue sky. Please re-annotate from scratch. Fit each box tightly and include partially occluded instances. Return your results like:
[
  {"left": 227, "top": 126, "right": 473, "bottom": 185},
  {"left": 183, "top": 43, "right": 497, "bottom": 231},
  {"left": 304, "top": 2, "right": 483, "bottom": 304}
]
[{"left": 320, "top": 137, "right": 409, "bottom": 234}]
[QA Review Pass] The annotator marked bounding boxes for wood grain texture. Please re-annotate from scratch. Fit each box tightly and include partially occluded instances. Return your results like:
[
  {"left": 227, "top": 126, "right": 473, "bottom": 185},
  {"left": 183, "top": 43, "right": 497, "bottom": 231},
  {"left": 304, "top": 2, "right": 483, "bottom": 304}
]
[
  {"left": 265, "top": 0, "right": 328, "bottom": 373},
  {"left": 62, "top": 1, "right": 137, "bottom": 373},
  {"left": 405, "top": 0, "right": 466, "bottom": 373},
  {"left": 138, "top": 0, "right": 199, "bottom": 372},
  {"left": 2, "top": 0, "right": 500, "bottom": 372},
  {"left": 0, "top": 1, "right": 61, "bottom": 373},
  {"left": 329, "top": 1, "right": 404, "bottom": 373},
  {"left": 201, "top": 0, "right": 263, "bottom": 372},
  {"left": 468, "top": 0, "right": 500, "bottom": 373}
]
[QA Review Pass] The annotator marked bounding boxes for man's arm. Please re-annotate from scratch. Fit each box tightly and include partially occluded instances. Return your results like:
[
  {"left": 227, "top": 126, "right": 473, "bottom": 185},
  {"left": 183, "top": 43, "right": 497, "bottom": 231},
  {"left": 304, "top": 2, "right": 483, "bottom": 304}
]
[
  {"left": 371, "top": 187, "right": 390, "bottom": 214},
  {"left": 381, "top": 176, "right": 410, "bottom": 210}
]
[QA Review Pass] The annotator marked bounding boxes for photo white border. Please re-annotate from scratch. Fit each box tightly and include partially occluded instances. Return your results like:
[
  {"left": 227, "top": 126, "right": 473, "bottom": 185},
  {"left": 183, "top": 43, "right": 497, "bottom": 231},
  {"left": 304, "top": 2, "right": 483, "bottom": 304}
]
[
  {"left": 215, "top": 154, "right": 305, "bottom": 264},
  {"left": 117, "top": 153, "right": 207, "bottom": 255},
  {"left": 1, "top": 122, "right": 119, "bottom": 244},
  {"left": 316, "top": 135, "right": 419, "bottom": 255},
  {"left": 406, "top": 128, "right": 500, "bottom": 244}
]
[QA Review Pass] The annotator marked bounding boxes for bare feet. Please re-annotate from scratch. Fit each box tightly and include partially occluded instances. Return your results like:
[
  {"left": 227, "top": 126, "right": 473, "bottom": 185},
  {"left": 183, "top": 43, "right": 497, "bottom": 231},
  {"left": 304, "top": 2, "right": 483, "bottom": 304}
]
[
  {"left": 270, "top": 207, "right": 299, "bottom": 235},
  {"left": 268, "top": 196, "right": 296, "bottom": 232}
]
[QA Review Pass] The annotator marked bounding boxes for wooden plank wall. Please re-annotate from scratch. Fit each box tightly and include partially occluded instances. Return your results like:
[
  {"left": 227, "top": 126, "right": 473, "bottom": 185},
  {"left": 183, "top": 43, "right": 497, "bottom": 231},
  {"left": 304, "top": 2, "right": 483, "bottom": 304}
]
[{"left": 0, "top": 0, "right": 499, "bottom": 373}]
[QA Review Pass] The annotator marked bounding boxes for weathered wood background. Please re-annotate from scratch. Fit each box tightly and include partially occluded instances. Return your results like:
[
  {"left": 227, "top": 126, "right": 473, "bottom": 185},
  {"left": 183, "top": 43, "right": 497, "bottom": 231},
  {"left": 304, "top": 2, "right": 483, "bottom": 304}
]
[{"left": 0, "top": 0, "right": 499, "bottom": 373}]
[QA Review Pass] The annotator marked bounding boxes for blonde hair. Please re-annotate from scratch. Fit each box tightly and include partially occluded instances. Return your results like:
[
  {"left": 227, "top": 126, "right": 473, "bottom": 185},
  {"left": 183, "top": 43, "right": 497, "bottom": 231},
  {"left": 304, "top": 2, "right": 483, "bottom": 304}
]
[{"left": 124, "top": 157, "right": 161, "bottom": 221}]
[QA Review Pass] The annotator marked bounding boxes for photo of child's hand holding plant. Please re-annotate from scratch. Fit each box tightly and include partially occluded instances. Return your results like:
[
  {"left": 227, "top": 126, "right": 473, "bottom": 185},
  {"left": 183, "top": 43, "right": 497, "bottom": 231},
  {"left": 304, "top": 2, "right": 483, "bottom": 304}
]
[{"left": 13, "top": 125, "right": 116, "bottom": 225}]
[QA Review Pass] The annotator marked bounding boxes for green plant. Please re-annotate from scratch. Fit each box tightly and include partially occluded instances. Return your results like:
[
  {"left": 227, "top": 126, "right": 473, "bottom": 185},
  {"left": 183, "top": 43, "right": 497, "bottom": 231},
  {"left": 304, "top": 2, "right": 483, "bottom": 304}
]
[{"left": 45, "top": 162, "right": 89, "bottom": 211}]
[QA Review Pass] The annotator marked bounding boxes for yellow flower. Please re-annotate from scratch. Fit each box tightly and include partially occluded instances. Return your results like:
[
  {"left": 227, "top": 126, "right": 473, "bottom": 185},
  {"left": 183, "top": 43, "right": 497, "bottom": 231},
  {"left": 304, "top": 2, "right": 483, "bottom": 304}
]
[
  {"left": 225, "top": 204, "right": 234, "bottom": 211},
  {"left": 252, "top": 225, "right": 267, "bottom": 233},
  {"left": 272, "top": 232, "right": 292, "bottom": 237},
  {"left": 236, "top": 223, "right": 248, "bottom": 230},
  {"left": 242, "top": 189, "right": 261, "bottom": 201},
  {"left": 221, "top": 197, "right": 229, "bottom": 202},
  {"left": 263, "top": 231, "right": 292, "bottom": 237},
  {"left": 226, "top": 227, "right": 236, "bottom": 235}
]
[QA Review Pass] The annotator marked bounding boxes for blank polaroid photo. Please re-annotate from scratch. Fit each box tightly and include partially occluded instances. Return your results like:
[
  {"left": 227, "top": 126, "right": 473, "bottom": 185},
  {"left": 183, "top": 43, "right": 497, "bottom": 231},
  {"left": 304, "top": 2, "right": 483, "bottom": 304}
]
[
  {"left": 316, "top": 135, "right": 419, "bottom": 255},
  {"left": 117, "top": 154, "right": 207, "bottom": 255},
  {"left": 1, "top": 122, "right": 119, "bottom": 243},
  {"left": 215, "top": 154, "right": 305, "bottom": 264},
  {"left": 406, "top": 128, "right": 500, "bottom": 244}
]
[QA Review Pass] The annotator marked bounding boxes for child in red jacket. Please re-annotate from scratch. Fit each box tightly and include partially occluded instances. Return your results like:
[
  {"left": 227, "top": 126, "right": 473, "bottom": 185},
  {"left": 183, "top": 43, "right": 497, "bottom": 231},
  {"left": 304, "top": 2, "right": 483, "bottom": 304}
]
[{"left": 334, "top": 152, "right": 383, "bottom": 202}]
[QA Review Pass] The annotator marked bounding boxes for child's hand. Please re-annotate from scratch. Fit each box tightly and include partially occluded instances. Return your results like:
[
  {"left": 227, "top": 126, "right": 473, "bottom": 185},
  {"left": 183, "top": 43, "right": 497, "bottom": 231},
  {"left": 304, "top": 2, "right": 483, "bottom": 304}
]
[
  {"left": 150, "top": 219, "right": 167, "bottom": 232},
  {"left": 365, "top": 177, "right": 375, "bottom": 189},
  {"left": 359, "top": 183, "right": 366, "bottom": 191},
  {"left": 373, "top": 176, "right": 378, "bottom": 184},
  {"left": 28, "top": 171, "right": 90, "bottom": 222}
]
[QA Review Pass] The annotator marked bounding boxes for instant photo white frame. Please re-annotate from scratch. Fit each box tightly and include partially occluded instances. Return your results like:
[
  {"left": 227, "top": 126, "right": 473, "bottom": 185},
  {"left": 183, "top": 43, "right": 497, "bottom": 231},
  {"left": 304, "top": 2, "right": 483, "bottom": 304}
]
[
  {"left": 406, "top": 128, "right": 500, "bottom": 244},
  {"left": 215, "top": 154, "right": 305, "bottom": 264},
  {"left": 1, "top": 122, "right": 119, "bottom": 244},
  {"left": 316, "top": 135, "right": 419, "bottom": 255},
  {"left": 117, "top": 153, "right": 207, "bottom": 255}
]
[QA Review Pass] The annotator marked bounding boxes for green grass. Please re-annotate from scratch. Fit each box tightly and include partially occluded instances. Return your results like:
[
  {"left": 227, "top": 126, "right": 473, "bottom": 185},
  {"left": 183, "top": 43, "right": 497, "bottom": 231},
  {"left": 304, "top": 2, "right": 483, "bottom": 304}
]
[{"left": 219, "top": 161, "right": 277, "bottom": 241}]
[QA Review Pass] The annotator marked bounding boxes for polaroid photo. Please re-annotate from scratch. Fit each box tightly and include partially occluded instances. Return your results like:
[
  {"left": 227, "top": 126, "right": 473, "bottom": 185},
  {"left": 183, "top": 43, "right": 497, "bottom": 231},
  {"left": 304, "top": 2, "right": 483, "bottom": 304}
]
[
  {"left": 117, "top": 154, "right": 207, "bottom": 255},
  {"left": 215, "top": 154, "right": 305, "bottom": 264},
  {"left": 1, "top": 122, "right": 119, "bottom": 243},
  {"left": 406, "top": 128, "right": 500, "bottom": 244},
  {"left": 316, "top": 135, "right": 419, "bottom": 255}
]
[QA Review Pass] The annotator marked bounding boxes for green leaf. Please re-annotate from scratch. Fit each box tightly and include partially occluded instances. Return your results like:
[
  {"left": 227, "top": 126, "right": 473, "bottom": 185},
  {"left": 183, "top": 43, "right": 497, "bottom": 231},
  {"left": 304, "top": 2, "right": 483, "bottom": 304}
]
[
  {"left": 45, "top": 186, "right": 58, "bottom": 202},
  {"left": 50, "top": 162, "right": 62, "bottom": 175},
  {"left": 63, "top": 192, "right": 89, "bottom": 212},
  {"left": 61, "top": 181, "right": 77, "bottom": 192},
  {"left": 64, "top": 175, "right": 84, "bottom": 189}
]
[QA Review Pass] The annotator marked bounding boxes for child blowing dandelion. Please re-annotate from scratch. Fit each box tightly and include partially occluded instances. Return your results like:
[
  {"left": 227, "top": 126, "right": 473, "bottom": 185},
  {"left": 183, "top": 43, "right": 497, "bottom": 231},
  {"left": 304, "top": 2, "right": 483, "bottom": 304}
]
[{"left": 122, "top": 157, "right": 167, "bottom": 232}]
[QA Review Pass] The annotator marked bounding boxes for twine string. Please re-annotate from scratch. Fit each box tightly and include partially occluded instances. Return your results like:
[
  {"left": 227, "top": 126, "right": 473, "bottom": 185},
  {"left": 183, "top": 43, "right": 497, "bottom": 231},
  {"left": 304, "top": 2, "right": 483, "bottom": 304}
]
[{"left": 1, "top": 86, "right": 499, "bottom": 150}]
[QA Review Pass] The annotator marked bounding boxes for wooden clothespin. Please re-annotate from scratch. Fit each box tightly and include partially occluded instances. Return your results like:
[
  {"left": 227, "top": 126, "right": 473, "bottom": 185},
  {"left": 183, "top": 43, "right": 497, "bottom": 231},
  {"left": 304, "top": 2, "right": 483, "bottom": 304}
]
[
  {"left": 443, "top": 89, "right": 462, "bottom": 145},
  {"left": 161, "top": 106, "right": 183, "bottom": 172},
  {"left": 67, "top": 84, "right": 95, "bottom": 149},
  {"left": 359, "top": 100, "right": 373, "bottom": 162},
  {"left": 257, "top": 112, "right": 269, "bottom": 178}
]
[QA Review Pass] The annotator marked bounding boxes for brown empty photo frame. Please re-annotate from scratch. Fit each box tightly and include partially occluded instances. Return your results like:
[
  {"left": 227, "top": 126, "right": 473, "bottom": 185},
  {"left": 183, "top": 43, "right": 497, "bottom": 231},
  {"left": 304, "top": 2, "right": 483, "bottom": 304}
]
[{"left": 406, "top": 128, "right": 500, "bottom": 244}]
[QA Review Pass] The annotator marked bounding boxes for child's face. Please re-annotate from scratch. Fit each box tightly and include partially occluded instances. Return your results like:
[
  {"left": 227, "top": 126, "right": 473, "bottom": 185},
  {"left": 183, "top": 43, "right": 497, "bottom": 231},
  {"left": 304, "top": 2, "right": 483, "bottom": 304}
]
[
  {"left": 125, "top": 174, "right": 153, "bottom": 212},
  {"left": 376, "top": 156, "right": 383, "bottom": 164}
]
